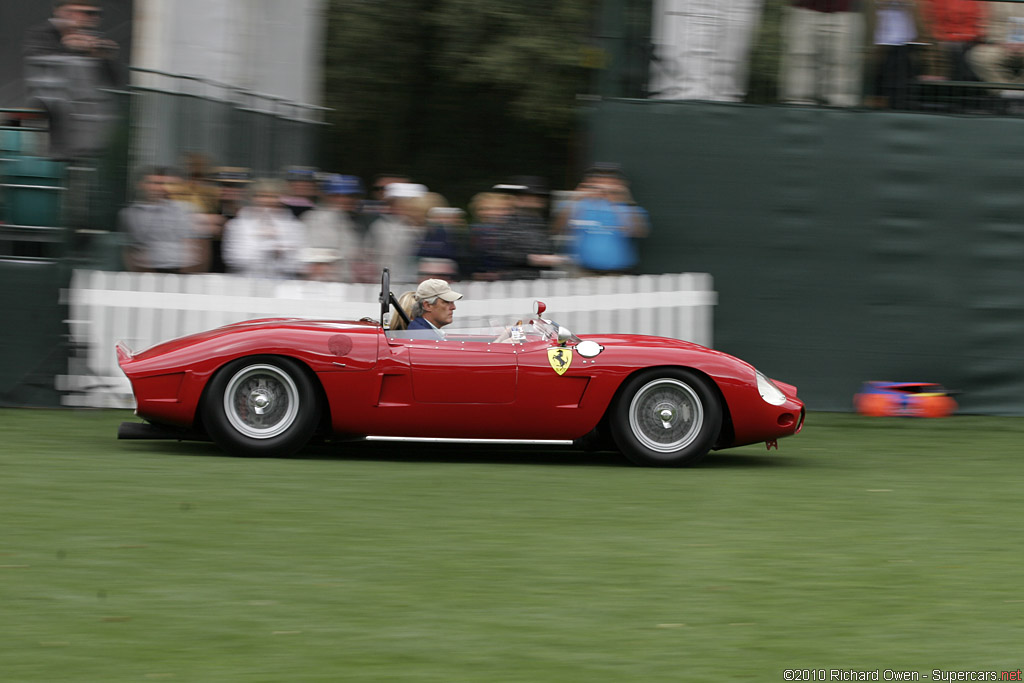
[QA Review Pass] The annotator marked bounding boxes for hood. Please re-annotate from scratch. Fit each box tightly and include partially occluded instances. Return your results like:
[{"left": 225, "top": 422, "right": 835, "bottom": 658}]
[{"left": 580, "top": 333, "right": 724, "bottom": 356}]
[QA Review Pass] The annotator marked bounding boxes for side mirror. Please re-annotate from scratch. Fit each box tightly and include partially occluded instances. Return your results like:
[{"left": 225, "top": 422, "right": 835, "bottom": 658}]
[
  {"left": 557, "top": 325, "right": 574, "bottom": 344},
  {"left": 533, "top": 300, "right": 546, "bottom": 317}
]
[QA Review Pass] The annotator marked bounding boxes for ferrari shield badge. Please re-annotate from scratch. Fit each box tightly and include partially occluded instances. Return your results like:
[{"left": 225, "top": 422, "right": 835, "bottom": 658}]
[{"left": 547, "top": 347, "right": 573, "bottom": 375}]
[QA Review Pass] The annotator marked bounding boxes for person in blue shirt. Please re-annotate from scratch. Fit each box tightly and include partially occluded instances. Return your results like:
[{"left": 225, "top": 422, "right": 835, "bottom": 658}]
[
  {"left": 407, "top": 278, "right": 463, "bottom": 339},
  {"left": 556, "top": 165, "right": 650, "bottom": 275}
]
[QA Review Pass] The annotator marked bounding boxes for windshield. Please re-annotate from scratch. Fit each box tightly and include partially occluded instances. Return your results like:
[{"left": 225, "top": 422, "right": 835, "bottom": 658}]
[{"left": 387, "top": 318, "right": 581, "bottom": 344}]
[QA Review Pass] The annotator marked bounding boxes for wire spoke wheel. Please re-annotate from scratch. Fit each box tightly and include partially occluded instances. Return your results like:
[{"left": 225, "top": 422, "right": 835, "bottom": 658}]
[
  {"left": 628, "top": 378, "right": 703, "bottom": 453},
  {"left": 204, "top": 356, "right": 320, "bottom": 457},
  {"left": 223, "top": 364, "right": 300, "bottom": 439},
  {"left": 611, "top": 369, "right": 722, "bottom": 467}
]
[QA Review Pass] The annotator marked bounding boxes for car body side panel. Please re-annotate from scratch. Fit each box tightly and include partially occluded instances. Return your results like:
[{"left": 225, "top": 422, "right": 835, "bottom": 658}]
[
  {"left": 404, "top": 339, "right": 517, "bottom": 404},
  {"left": 320, "top": 338, "right": 602, "bottom": 439}
]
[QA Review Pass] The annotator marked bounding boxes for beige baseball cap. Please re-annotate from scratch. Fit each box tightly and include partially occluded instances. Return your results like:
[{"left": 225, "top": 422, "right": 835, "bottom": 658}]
[{"left": 415, "top": 279, "right": 463, "bottom": 302}]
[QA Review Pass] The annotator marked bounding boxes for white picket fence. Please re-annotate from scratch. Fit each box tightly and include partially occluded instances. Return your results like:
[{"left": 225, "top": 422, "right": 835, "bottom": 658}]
[{"left": 60, "top": 269, "right": 717, "bottom": 408}]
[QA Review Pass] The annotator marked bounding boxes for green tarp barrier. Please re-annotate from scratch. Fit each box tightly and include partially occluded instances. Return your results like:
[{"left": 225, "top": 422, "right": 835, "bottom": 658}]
[
  {"left": 591, "top": 100, "right": 1024, "bottom": 415},
  {"left": 0, "top": 258, "right": 67, "bottom": 407}
]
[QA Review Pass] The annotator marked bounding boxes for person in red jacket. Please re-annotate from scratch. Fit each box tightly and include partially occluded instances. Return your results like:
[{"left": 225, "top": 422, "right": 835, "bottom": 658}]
[
  {"left": 919, "top": 0, "right": 987, "bottom": 81},
  {"left": 967, "top": 2, "right": 1024, "bottom": 99}
]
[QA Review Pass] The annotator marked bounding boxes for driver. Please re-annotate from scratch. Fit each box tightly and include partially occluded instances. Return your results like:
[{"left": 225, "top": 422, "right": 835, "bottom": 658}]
[{"left": 407, "top": 278, "right": 463, "bottom": 339}]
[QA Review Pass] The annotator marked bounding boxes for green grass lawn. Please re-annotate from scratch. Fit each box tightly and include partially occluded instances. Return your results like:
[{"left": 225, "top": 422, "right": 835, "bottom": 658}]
[{"left": 2, "top": 409, "right": 1023, "bottom": 682}]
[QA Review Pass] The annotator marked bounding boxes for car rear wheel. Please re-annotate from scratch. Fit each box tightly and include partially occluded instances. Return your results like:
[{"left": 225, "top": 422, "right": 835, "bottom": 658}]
[
  {"left": 204, "top": 356, "right": 320, "bottom": 457},
  {"left": 610, "top": 369, "right": 722, "bottom": 467}
]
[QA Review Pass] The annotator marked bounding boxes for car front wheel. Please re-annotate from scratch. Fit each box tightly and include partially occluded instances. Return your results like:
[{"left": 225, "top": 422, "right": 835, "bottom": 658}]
[
  {"left": 610, "top": 369, "right": 722, "bottom": 467},
  {"left": 204, "top": 356, "right": 320, "bottom": 457}
]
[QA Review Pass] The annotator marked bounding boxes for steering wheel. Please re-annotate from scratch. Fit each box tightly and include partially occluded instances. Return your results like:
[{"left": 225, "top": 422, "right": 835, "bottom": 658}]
[{"left": 493, "top": 320, "right": 527, "bottom": 344}]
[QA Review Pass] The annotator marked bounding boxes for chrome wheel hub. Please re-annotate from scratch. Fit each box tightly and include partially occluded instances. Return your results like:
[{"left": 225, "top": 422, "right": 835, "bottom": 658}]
[
  {"left": 657, "top": 403, "right": 676, "bottom": 429},
  {"left": 251, "top": 391, "right": 271, "bottom": 414}
]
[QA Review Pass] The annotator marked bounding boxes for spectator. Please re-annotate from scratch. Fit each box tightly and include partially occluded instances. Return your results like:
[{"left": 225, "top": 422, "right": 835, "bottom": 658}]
[
  {"left": 919, "top": 0, "right": 986, "bottom": 83},
  {"left": 360, "top": 173, "right": 410, "bottom": 227},
  {"left": 649, "top": 0, "right": 764, "bottom": 102},
  {"left": 170, "top": 154, "right": 223, "bottom": 265},
  {"left": 332, "top": 175, "right": 376, "bottom": 237},
  {"left": 417, "top": 204, "right": 463, "bottom": 281},
  {"left": 780, "top": 1, "right": 866, "bottom": 107},
  {"left": 365, "top": 183, "right": 429, "bottom": 285},
  {"left": 22, "top": 0, "right": 121, "bottom": 160},
  {"left": 206, "top": 166, "right": 252, "bottom": 273},
  {"left": 864, "top": 0, "right": 930, "bottom": 109},
  {"left": 280, "top": 166, "right": 319, "bottom": 218},
  {"left": 556, "top": 165, "right": 650, "bottom": 276},
  {"left": 367, "top": 173, "right": 411, "bottom": 207},
  {"left": 174, "top": 153, "right": 220, "bottom": 214},
  {"left": 302, "top": 174, "right": 364, "bottom": 282},
  {"left": 967, "top": 2, "right": 1024, "bottom": 99},
  {"left": 120, "top": 167, "right": 207, "bottom": 274},
  {"left": 466, "top": 191, "right": 514, "bottom": 281},
  {"left": 494, "top": 177, "right": 567, "bottom": 280},
  {"left": 222, "top": 179, "right": 308, "bottom": 280}
]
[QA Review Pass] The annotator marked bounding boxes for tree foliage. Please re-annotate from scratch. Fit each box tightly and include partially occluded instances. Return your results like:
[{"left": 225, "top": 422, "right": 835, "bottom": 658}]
[{"left": 322, "top": 0, "right": 594, "bottom": 202}]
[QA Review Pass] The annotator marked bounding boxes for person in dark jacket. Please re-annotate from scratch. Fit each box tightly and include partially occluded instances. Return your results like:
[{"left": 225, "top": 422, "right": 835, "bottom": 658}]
[
  {"left": 23, "top": 1, "right": 120, "bottom": 79},
  {"left": 22, "top": 0, "right": 121, "bottom": 159},
  {"left": 494, "top": 177, "right": 567, "bottom": 280}
]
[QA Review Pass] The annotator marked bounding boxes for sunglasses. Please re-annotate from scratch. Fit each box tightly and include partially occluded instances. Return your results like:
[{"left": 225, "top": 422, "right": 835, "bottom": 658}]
[{"left": 69, "top": 7, "right": 103, "bottom": 16}]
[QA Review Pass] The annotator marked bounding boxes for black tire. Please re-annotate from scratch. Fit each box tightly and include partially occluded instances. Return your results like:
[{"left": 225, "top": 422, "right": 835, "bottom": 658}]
[
  {"left": 203, "top": 356, "right": 321, "bottom": 457},
  {"left": 609, "top": 369, "right": 722, "bottom": 467}
]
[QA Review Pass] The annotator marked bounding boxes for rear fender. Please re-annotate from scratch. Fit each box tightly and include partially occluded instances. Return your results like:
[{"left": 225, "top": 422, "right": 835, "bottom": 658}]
[{"left": 196, "top": 354, "right": 330, "bottom": 434}]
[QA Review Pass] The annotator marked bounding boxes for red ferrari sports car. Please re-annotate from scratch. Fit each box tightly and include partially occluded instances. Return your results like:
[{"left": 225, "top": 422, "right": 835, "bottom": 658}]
[{"left": 116, "top": 270, "right": 804, "bottom": 466}]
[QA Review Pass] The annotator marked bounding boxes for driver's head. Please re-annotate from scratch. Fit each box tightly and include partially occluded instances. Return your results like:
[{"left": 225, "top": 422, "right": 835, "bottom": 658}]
[{"left": 415, "top": 279, "right": 463, "bottom": 328}]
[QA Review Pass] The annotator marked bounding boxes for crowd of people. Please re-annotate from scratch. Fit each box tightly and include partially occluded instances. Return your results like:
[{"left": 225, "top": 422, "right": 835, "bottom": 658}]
[
  {"left": 119, "top": 159, "right": 651, "bottom": 284},
  {"left": 42, "top": 0, "right": 1024, "bottom": 287},
  {"left": 652, "top": 0, "right": 1024, "bottom": 111}
]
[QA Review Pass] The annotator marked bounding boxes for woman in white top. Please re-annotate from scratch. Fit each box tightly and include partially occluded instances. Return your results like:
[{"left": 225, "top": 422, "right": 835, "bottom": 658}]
[{"left": 223, "top": 179, "right": 308, "bottom": 280}]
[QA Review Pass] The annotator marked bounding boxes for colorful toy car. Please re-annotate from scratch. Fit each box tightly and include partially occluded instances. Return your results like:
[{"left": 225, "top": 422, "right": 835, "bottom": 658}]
[
  {"left": 116, "top": 270, "right": 804, "bottom": 466},
  {"left": 853, "top": 381, "right": 957, "bottom": 418}
]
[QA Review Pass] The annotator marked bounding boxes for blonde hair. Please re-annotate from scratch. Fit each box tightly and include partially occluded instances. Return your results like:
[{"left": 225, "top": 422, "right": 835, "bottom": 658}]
[
  {"left": 470, "top": 192, "right": 512, "bottom": 222},
  {"left": 422, "top": 192, "right": 448, "bottom": 213},
  {"left": 399, "top": 192, "right": 448, "bottom": 225},
  {"left": 389, "top": 291, "right": 417, "bottom": 330}
]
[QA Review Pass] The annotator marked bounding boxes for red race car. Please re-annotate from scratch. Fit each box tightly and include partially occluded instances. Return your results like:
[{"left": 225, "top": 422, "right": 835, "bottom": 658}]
[{"left": 116, "top": 270, "right": 804, "bottom": 466}]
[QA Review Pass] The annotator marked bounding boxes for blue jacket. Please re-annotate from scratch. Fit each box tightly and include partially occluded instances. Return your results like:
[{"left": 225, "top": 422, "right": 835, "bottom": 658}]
[
  {"left": 407, "top": 317, "right": 444, "bottom": 339},
  {"left": 567, "top": 198, "right": 647, "bottom": 271}
]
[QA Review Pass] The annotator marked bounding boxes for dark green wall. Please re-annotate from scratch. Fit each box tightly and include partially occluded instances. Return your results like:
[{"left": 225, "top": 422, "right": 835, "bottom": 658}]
[
  {"left": 0, "top": 259, "right": 67, "bottom": 407},
  {"left": 591, "top": 100, "right": 1024, "bottom": 415}
]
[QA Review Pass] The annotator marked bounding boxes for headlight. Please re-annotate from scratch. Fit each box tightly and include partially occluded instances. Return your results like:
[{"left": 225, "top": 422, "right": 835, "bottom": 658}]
[{"left": 756, "top": 371, "right": 787, "bottom": 406}]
